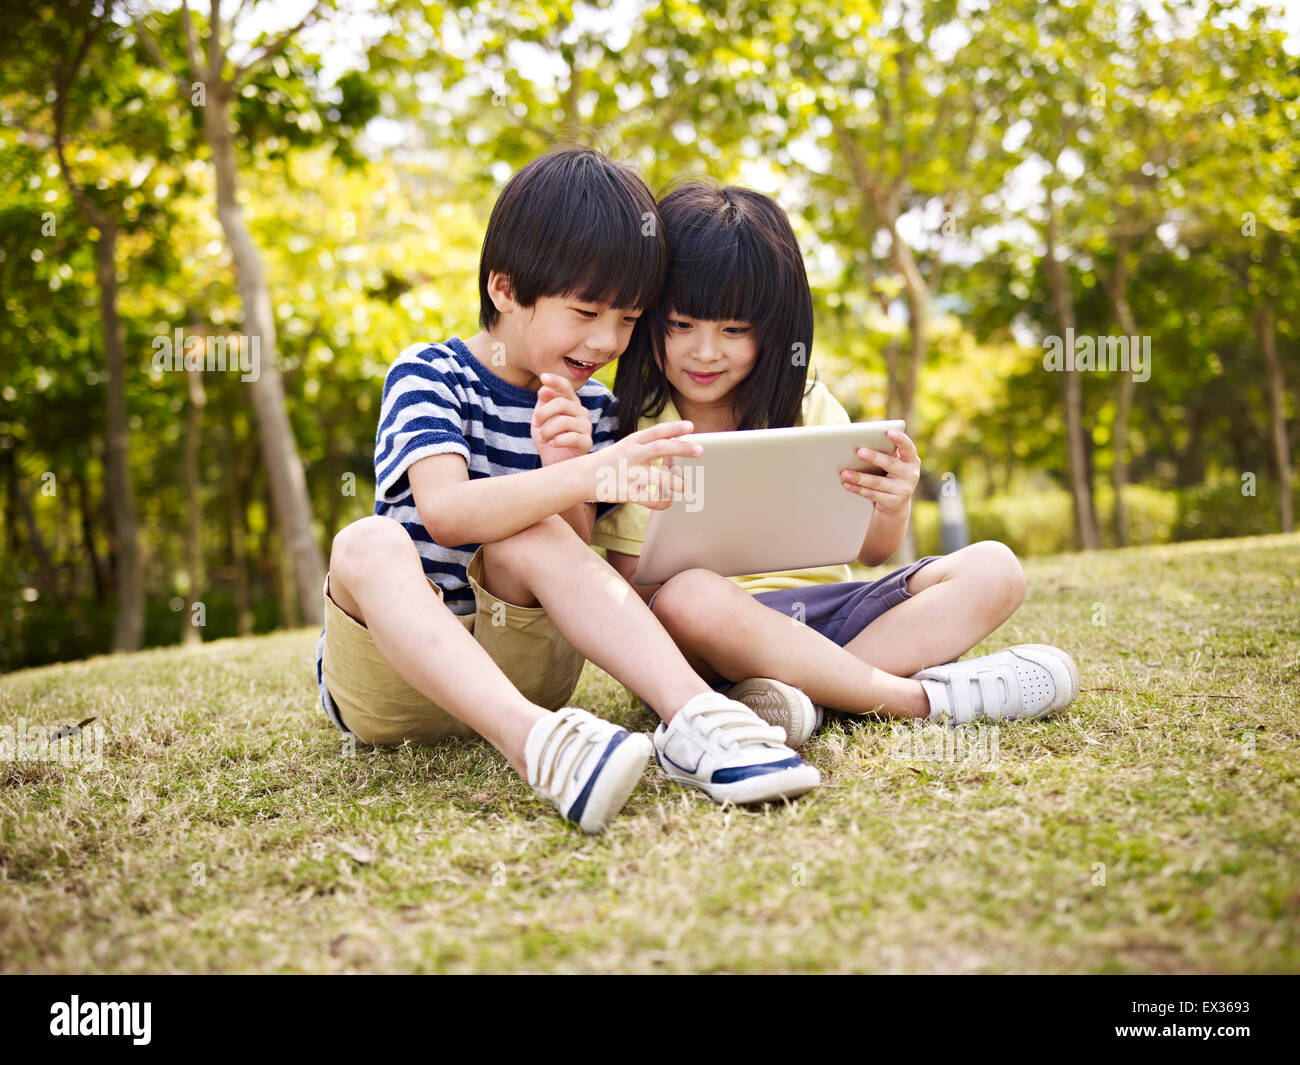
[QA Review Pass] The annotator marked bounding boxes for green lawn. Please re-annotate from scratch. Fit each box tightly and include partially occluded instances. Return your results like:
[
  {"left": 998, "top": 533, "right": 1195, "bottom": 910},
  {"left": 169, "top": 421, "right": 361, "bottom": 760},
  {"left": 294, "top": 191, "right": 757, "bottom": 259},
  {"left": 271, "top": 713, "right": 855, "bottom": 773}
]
[{"left": 2, "top": 534, "right": 1298, "bottom": 973}]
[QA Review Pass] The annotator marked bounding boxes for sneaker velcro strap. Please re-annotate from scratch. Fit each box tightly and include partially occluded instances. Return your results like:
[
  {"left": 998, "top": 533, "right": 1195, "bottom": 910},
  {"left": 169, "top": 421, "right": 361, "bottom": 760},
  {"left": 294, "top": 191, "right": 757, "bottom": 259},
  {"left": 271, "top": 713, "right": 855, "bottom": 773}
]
[
  {"left": 530, "top": 708, "right": 595, "bottom": 794},
  {"left": 977, "top": 667, "right": 1014, "bottom": 719}
]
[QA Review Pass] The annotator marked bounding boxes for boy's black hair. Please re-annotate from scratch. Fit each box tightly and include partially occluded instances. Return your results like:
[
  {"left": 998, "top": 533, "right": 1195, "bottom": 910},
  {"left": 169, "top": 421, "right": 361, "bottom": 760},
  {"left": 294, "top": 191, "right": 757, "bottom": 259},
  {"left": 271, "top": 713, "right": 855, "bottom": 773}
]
[
  {"left": 478, "top": 146, "right": 667, "bottom": 330},
  {"left": 613, "top": 181, "right": 813, "bottom": 438}
]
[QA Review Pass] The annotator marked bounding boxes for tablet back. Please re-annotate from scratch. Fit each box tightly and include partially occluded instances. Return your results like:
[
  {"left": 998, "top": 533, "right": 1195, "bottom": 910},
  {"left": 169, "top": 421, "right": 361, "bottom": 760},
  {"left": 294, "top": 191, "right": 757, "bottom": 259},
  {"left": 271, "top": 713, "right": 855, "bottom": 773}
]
[{"left": 633, "top": 420, "right": 905, "bottom": 585}]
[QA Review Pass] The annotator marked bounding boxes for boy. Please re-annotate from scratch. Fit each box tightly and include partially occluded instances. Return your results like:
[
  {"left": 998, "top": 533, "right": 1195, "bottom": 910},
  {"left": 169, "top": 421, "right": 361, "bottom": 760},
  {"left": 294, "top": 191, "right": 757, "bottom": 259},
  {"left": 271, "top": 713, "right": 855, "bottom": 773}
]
[{"left": 315, "top": 147, "right": 819, "bottom": 835}]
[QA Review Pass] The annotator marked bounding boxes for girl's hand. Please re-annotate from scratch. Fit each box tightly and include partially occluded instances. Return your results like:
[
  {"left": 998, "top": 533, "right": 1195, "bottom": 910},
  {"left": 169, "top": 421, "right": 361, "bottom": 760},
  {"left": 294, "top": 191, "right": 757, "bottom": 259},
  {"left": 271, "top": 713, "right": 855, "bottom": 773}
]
[
  {"left": 840, "top": 428, "right": 921, "bottom": 517},
  {"left": 532, "top": 373, "right": 594, "bottom": 465}
]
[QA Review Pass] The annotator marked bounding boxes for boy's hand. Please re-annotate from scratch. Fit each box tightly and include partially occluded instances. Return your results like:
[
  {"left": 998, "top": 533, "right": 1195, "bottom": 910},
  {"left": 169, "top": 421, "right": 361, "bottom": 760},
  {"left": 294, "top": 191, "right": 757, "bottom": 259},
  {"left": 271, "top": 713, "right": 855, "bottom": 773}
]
[
  {"left": 840, "top": 428, "right": 921, "bottom": 517},
  {"left": 532, "top": 372, "right": 594, "bottom": 466},
  {"left": 589, "top": 421, "right": 703, "bottom": 510}
]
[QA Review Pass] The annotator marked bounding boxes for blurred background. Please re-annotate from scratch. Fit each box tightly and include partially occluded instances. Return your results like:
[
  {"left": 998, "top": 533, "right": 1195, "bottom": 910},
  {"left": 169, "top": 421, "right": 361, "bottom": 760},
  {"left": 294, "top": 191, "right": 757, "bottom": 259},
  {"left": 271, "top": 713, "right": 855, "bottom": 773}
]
[{"left": 0, "top": 0, "right": 1296, "bottom": 670}]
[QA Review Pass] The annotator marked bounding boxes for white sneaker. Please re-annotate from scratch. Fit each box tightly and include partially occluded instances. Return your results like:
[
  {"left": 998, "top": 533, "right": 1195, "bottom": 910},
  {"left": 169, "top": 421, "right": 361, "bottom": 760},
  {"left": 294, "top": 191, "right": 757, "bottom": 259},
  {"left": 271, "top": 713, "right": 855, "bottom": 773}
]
[
  {"left": 654, "top": 692, "right": 821, "bottom": 804},
  {"left": 725, "top": 678, "right": 823, "bottom": 749},
  {"left": 524, "top": 707, "right": 653, "bottom": 834},
  {"left": 913, "top": 644, "right": 1080, "bottom": 726}
]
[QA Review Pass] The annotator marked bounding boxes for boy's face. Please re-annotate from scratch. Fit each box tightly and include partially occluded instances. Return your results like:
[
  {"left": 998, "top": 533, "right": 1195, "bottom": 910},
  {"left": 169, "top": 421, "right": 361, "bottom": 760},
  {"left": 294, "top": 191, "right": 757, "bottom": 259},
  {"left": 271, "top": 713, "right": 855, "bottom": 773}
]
[
  {"left": 661, "top": 310, "right": 759, "bottom": 405},
  {"left": 488, "top": 274, "right": 643, "bottom": 389}
]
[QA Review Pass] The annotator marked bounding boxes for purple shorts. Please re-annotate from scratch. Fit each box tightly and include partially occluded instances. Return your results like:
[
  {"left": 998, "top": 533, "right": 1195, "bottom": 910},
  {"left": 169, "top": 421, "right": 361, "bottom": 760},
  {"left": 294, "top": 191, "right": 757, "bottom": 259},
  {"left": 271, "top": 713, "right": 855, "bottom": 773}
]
[
  {"left": 753, "top": 556, "right": 941, "bottom": 644},
  {"left": 704, "top": 555, "right": 941, "bottom": 690}
]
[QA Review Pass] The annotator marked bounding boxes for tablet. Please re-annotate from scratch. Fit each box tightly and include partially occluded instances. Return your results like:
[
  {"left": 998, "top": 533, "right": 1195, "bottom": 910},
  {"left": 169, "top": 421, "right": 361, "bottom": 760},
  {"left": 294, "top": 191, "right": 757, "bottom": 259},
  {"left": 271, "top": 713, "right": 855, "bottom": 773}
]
[{"left": 633, "top": 420, "right": 906, "bottom": 585}]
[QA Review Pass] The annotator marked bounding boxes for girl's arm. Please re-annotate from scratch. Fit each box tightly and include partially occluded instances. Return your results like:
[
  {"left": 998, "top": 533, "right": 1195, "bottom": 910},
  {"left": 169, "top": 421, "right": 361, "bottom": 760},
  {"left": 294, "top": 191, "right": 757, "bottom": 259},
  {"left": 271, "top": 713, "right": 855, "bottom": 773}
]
[
  {"left": 858, "top": 505, "right": 910, "bottom": 566},
  {"left": 842, "top": 428, "right": 922, "bottom": 567}
]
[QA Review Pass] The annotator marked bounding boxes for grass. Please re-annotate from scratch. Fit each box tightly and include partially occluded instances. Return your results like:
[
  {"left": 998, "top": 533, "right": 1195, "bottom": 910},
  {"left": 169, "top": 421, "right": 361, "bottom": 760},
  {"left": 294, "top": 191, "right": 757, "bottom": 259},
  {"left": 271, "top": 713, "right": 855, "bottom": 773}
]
[{"left": 2, "top": 533, "right": 1298, "bottom": 973}]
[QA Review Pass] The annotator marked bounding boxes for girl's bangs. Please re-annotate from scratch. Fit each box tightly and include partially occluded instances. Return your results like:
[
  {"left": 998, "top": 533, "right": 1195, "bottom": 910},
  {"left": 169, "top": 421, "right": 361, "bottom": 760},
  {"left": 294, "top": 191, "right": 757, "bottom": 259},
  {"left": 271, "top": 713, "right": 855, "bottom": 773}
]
[{"left": 662, "top": 224, "right": 779, "bottom": 326}]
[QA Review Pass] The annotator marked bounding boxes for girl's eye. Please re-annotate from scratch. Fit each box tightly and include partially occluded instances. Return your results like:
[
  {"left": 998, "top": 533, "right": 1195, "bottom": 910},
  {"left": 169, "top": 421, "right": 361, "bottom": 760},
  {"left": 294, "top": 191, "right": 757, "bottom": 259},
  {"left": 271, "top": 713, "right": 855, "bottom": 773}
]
[
  {"left": 724, "top": 325, "right": 750, "bottom": 336},
  {"left": 668, "top": 320, "right": 691, "bottom": 330},
  {"left": 573, "top": 308, "right": 597, "bottom": 319}
]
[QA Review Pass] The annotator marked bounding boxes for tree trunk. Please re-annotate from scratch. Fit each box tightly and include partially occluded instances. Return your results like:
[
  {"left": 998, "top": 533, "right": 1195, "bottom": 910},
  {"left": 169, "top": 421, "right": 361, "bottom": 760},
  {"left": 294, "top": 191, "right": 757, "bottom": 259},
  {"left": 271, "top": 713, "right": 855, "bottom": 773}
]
[
  {"left": 1112, "top": 373, "right": 1136, "bottom": 545},
  {"left": 324, "top": 414, "right": 342, "bottom": 548},
  {"left": 202, "top": 83, "right": 323, "bottom": 626},
  {"left": 886, "top": 220, "right": 926, "bottom": 565},
  {"left": 1256, "top": 301, "right": 1294, "bottom": 532},
  {"left": 74, "top": 469, "right": 109, "bottom": 602},
  {"left": 1098, "top": 239, "right": 1140, "bottom": 548},
  {"left": 15, "top": 466, "right": 58, "bottom": 591},
  {"left": 2, "top": 446, "right": 20, "bottom": 555},
  {"left": 224, "top": 416, "right": 253, "bottom": 636},
  {"left": 93, "top": 225, "right": 145, "bottom": 649},
  {"left": 1044, "top": 190, "right": 1100, "bottom": 550},
  {"left": 182, "top": 366, "right": 206, "bottom": 646}
]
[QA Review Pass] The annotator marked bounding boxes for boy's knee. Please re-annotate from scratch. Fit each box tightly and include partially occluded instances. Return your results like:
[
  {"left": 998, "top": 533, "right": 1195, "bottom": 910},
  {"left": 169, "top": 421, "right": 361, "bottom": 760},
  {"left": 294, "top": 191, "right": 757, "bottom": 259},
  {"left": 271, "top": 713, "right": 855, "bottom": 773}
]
[
  {"left": 483, "top": 514, "right": 574, "bottom": 571},
  {"left": 331, "top": 515, "right": 412, "bottom": 579}
]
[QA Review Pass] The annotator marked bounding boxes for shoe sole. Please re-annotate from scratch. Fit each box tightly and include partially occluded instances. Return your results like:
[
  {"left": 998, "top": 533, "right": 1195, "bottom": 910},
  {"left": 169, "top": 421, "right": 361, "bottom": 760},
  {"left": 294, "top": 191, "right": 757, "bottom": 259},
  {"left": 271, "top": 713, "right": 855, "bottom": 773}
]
[
  {"left": 725, "top": 678, "right": 821, "bottom": 749},
  {"left": 656, "top": 753, "right": 821, "bottom": 805},
  {"left": 574, "top": 733, "right": 654, "bottom": 834}
]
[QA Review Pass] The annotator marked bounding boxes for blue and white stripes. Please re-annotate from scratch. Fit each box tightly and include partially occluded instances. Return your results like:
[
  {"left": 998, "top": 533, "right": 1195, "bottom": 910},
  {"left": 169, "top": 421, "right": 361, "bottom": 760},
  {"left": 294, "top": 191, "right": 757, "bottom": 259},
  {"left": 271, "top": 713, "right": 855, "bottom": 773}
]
[{"left": 372, "top": 336, "right": 619, "bottom": 614}]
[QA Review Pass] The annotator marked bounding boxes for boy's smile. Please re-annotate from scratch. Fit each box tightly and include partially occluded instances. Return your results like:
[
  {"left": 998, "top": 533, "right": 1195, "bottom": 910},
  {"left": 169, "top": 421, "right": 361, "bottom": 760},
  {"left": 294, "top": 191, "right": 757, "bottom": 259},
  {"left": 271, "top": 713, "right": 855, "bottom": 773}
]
[{"left": 561, "top": 354, "right": 604, "bottom": 381}]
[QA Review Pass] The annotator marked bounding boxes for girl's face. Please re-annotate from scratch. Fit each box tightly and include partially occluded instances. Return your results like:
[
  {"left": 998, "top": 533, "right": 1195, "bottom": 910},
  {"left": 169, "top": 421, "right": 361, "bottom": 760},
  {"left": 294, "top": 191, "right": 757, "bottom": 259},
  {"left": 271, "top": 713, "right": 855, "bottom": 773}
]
[{"left": 661, "top": 311, "right": 758, "bottom": 405}]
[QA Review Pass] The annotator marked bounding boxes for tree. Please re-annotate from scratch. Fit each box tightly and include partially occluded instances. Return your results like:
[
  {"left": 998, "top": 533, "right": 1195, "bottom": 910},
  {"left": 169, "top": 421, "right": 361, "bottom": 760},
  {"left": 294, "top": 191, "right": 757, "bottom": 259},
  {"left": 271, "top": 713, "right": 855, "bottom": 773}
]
[
  {"left": 0, "top": 0, "right": 179, "bottom": 650},
  {"left": 131, "top": 0, "right": 339, "bottom": 625}
]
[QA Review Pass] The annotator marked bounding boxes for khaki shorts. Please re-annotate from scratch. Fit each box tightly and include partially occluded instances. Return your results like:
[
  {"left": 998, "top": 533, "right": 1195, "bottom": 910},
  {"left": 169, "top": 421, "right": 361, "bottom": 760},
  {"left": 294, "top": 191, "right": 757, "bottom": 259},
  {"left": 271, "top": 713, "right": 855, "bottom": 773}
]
[{"left": 319, "top": 546, "right": 586, "bottom": 747}]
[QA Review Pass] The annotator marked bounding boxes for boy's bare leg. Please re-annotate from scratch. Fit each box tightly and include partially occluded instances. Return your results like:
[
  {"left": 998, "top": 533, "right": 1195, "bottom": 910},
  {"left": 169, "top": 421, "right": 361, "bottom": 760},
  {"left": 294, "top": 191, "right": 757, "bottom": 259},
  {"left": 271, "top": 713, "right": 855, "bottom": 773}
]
[
  {"left": 479, "top": 516, "right": 714, "bottom": 722},
  {"left": 841, "top": 541, "right": 1026, "bottom": 677},
  {"left": 648, "top": 569, "right": 931, "bottom": 719},
  {"left": 328, "top": 516, "right": 548, "bottom": 775}
]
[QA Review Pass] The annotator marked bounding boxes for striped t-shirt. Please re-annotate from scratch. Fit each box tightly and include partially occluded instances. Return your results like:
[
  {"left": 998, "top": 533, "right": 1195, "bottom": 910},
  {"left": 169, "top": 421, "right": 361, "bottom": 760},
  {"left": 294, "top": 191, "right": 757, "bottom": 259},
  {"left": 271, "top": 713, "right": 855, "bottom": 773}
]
[{"left": 372, "top": 336, "right": 620, "bottom": 613}]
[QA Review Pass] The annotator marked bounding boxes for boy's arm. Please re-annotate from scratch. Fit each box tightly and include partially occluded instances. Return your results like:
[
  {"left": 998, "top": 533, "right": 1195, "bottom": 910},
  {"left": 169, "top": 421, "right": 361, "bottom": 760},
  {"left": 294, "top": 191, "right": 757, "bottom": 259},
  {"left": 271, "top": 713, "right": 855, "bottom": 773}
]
[
  {"left": 409, "top": 452, "right": 595, "bottom": 547},
  {"left": 410, "top": 422, "right": 701, "bottom": 548},
  {"left": 531, "top": 373, "right": 603, "bottom": 544}
]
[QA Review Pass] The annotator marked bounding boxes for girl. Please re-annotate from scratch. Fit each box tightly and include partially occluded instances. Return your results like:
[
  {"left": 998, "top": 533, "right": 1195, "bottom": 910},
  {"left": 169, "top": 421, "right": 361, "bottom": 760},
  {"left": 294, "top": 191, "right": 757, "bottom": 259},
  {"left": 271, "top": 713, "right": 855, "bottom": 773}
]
[{"left": 593, "top": 181, "right": 1079, "bottom": 746}]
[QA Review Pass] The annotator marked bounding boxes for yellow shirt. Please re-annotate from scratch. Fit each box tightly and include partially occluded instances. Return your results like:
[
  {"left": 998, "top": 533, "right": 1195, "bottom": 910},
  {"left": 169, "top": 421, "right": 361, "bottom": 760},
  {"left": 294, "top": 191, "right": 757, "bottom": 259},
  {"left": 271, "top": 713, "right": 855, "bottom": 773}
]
[{"left": 592, "top": 379, "right": 855, "bottom": 593}]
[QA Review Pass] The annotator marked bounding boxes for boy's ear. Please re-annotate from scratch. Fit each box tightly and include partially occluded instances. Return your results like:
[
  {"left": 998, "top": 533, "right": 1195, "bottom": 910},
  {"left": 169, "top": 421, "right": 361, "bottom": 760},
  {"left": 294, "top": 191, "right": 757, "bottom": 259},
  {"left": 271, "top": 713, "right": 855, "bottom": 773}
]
[{"left": 486, "top": 271, "right": 518, "bottom": 314}]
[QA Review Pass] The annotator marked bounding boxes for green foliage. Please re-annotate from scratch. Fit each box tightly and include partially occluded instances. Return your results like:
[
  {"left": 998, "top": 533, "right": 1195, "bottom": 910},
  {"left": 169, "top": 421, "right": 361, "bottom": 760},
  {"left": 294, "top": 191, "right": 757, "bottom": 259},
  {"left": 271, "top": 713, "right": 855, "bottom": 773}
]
[
  {"left": 1, "top": 0, "right": 1297, "bottom": 667},
  {"left": 1175, "top": 477, "right": 1291, "bottom": 542},
  {"left": 914, "top": 485, "right": 1184, "bottom": 559}
]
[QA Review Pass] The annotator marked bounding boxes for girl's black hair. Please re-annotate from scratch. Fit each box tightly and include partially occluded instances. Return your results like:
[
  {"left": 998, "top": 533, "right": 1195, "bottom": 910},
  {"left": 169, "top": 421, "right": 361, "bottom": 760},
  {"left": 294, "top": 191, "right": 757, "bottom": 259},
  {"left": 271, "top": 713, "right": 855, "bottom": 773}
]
[
  {"left": 613, "top": 181, "right": 813, "bottom": 438},
  {"left": 478, "top": 146, "right": 667, "bottom": 329}
]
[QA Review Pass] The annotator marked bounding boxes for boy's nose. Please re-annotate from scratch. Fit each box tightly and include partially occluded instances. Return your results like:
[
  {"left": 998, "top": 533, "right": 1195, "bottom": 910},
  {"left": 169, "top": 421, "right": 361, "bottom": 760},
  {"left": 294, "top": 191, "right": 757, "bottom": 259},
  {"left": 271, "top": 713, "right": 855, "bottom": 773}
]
[{"left": 587, "top": 330, "right": 617, "bottom": 357}]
